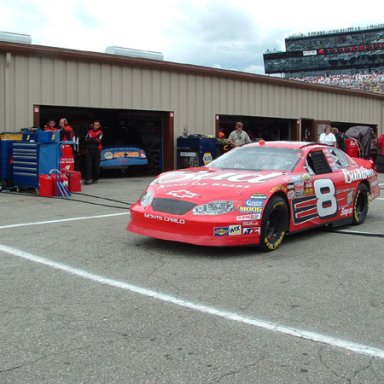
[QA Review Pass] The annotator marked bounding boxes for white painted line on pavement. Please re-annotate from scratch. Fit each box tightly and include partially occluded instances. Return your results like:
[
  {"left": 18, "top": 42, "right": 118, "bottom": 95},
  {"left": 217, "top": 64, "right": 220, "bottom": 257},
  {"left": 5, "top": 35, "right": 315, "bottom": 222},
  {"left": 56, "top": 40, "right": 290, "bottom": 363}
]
[
  {"left": 1, "top": 243, "right": 384, "bottom": 360},
  {"left": 0, "top": 212, "right": 130, "bottom": 230},
  {"left": 376, "top": 197, "right": 384, "bottom": 201}
]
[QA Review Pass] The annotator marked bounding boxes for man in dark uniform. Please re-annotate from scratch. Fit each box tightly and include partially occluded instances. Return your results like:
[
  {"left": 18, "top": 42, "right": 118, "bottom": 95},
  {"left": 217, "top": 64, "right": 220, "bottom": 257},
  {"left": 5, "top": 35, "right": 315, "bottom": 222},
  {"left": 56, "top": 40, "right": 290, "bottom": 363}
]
[{"left": 84, "top": 120, "right": 103, "bottom": 184}]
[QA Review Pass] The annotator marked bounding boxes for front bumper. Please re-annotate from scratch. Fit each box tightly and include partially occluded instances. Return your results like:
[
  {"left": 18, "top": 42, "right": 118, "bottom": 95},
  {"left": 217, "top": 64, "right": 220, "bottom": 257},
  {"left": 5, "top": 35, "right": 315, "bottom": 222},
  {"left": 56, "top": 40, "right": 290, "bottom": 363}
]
[{"left": 127, "top": 206, "right": 261, "bottom": 247}]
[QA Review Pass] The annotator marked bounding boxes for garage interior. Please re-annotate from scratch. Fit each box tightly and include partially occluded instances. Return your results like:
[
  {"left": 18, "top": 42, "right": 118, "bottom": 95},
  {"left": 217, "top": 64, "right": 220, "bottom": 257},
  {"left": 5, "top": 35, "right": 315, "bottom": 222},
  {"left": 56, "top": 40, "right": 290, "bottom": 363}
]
[
  {"left": 35, "top": 105, "right": 173, "bottom": 175},
  {"left": 218, "top": 115, "right": 296, "bottom": 141}
]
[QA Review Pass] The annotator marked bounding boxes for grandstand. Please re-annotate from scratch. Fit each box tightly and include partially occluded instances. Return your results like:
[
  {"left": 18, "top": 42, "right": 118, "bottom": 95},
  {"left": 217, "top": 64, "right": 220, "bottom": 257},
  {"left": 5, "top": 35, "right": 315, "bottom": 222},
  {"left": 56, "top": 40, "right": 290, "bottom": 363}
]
[{"left": 263, "top": 24, "right": 384, "bottom": 93}]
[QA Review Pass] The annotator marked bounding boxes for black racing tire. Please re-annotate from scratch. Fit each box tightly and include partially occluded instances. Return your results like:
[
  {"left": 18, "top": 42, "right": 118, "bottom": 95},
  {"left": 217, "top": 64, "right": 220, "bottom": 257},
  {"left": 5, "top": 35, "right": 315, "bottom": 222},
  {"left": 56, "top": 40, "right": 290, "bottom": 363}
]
[
  {"left": 352, "top": 184, "right": 369, "bottom": 225},
  {"left": 259, "top": 196, "right": 289, "bottom": 252}
]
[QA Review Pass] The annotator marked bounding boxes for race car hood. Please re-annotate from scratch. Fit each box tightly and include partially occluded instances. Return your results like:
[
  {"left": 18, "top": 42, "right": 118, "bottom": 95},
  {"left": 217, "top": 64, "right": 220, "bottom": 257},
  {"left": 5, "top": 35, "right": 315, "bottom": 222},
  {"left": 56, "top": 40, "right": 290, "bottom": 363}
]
[{"left": 147, "top": 167, "right": 289, "bottom": 202}]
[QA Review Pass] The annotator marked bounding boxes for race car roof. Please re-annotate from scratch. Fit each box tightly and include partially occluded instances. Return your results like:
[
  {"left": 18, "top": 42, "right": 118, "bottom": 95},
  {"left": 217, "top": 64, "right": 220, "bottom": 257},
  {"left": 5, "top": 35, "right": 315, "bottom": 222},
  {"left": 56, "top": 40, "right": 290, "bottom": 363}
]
[{"left": 245, "top": 141, "right": 316, "bottom": 150}]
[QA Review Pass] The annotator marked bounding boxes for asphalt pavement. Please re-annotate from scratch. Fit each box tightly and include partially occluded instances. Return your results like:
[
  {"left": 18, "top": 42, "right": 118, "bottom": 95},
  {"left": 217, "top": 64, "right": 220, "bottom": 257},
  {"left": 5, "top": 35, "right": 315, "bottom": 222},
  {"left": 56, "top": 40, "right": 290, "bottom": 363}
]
[{"left": 1, "top": 173, "right": 384, "bottom": 384}]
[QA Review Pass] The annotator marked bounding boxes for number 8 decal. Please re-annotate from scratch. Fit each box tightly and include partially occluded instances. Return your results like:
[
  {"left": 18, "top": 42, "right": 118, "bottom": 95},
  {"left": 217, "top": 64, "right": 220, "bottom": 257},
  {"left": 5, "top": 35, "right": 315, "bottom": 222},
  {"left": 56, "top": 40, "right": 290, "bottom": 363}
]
[{"left": 314, "top": 179, "right": 337, "bottom": 218}]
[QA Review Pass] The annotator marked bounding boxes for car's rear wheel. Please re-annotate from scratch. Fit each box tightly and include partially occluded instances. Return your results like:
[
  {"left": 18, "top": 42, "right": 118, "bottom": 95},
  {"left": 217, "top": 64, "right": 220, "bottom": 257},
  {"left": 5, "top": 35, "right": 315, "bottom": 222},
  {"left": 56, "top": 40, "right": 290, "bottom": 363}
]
[
  {"left": 259, "top": 196, "right": 289, "bottom": 251},
  {"left": 352, "top": 184, "right": 369, "bottom": 225}
]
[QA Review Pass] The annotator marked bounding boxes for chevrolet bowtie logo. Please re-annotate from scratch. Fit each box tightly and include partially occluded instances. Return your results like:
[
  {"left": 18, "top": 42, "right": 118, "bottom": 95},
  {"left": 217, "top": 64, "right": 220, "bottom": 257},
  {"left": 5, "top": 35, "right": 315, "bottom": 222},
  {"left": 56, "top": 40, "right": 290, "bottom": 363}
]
[{"left": 167, "top": 190, "right": 198, "bottom": 198}]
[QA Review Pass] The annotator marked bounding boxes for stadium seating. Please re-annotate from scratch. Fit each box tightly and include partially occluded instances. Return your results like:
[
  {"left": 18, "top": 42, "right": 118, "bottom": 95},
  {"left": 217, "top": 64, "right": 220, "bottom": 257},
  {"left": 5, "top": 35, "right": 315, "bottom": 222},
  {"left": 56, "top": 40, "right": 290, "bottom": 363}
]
[{"left": 292, "top": 72, "right": 384, "bottom": 94}]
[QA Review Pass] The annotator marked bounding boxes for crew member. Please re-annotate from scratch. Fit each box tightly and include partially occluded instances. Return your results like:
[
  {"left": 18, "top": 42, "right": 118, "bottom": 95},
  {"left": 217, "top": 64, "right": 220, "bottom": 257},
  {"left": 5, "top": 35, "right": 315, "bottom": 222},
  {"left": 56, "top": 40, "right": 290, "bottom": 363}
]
[
  {"left": 228, "top": 122, "right": 251, "bottom": 147},
  {"left": 84, "top": 120, "right": 103, "bottom": 185},
  {"left": 59, "top": 118, "right": 74, "bottom": 141},
  {"left": 319, "top": 126, "right": 336, "bottom": 147},
  {"left": 44, "top": 119, "right": 58, "bottom": 131}
]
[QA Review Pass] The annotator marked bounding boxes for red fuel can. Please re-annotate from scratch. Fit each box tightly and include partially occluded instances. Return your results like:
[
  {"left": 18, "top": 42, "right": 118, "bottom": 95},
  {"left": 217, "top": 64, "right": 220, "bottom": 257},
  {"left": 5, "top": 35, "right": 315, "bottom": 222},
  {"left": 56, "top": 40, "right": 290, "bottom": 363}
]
[
  {"left": 67, "top": 171, "right": 82, "bottom": 192},
  {"left": 60, "top": 145, "right": 75, "bottom": 172},
  {"left": 39, "top": 174, "right": 53, "bottom": 197},
  {"left": 345, "top": 138, "right": 359, "bottom": 158}
]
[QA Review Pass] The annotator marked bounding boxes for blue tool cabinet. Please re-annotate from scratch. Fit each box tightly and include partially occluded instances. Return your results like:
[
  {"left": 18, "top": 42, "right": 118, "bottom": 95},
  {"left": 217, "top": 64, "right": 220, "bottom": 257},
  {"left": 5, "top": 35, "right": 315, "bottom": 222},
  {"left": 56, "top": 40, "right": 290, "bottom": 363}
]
[{"left": 12, "top": 142, "right": 60, "bottom": 189}]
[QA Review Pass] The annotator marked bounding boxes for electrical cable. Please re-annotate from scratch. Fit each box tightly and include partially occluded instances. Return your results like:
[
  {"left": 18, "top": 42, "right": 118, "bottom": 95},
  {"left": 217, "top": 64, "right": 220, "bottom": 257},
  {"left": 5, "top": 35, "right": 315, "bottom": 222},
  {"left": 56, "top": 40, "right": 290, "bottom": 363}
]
[
  {"left": 1, "top": 190, "right": 133, "bottom": 210},
  {"left": 71, "top": 191, "right": 132, "bottom": 206}
]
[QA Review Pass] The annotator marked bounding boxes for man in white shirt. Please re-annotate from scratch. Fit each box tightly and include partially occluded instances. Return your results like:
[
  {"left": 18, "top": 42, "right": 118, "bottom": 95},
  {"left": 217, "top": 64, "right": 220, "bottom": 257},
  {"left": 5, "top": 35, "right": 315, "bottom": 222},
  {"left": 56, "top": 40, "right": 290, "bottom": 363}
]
[
  {"left": 319, "top": 126, "right": 337, "bottom": 147},
  {"left": 228, "top": 122, "right": 251, "bottom": 147}
]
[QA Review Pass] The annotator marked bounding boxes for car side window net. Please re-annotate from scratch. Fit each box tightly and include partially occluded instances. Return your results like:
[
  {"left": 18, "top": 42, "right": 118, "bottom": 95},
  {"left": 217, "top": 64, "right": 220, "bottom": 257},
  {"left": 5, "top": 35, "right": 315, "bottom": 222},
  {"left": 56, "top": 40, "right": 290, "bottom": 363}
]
[{"left": 307, "top": 151, "right": 332, "bottom": 175}]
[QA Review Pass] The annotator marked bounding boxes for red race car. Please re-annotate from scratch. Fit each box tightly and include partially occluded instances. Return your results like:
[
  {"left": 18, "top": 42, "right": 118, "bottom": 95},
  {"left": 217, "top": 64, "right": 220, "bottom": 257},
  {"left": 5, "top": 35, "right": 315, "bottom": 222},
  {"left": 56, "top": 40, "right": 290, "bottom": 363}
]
[{"left": 128, "top": 141, "right": 380, "bottom": 251}]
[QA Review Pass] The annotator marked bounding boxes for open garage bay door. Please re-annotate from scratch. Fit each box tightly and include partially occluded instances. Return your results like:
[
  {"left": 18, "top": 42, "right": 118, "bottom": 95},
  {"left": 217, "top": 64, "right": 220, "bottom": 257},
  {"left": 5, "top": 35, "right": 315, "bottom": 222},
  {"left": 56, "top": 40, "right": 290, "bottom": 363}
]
[
  {"left": 217, "top": 115, "right": 297, "bottom": 142},
  {"left": 35, "top": 105, "right": 174, "bottom": 174}
]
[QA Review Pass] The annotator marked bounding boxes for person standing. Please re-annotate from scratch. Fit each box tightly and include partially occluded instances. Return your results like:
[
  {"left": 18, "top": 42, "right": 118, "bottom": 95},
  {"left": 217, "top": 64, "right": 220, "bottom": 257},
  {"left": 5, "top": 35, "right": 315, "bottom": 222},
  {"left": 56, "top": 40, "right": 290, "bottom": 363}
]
[
  {"left": 332, "top": 127, "right": 346, "bottom": 151},
  {"left": 44, "top": 119, "right": 58, "bottom": 131},
  {"left": 84, "top": 120, "right": 103, "bottom": 185},
  {"left": 59, "top": 118, "right": 74, "bottom": 141},
  {"left": 228, "top": 122, "right": 251, "bottom": 147},
  {"left": 319, "top": 126, "right": 336, "bottom": 147},
  {"left": 377, "top": 132, "right": 384, "bottom": 155}
]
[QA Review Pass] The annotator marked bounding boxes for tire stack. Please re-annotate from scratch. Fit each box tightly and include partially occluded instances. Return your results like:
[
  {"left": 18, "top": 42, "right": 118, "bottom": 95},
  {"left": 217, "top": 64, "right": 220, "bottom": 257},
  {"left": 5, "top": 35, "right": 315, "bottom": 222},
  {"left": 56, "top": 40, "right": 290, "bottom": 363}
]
[{"left": 376, "top": 154, "right": 384, "bottom": 173}]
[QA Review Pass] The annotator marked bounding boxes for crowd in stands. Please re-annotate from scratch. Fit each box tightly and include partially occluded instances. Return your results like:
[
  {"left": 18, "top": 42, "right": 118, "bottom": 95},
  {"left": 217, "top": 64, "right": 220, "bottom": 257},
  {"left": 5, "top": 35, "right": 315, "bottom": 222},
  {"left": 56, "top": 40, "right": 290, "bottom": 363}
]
[{"left": 292, "top": 71, "right": 384, "bottom": 94}]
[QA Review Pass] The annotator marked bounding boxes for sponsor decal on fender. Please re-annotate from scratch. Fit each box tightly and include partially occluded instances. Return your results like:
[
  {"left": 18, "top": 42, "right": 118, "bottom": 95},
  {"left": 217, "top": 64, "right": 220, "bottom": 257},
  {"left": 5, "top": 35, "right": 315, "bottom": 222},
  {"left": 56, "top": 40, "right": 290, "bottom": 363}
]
[
  {"left": 243, "top": 227, "right": 261, "bottom": 235},
  {"left": 236, "top": 214, "right": 261, "bottom": 221},
  {"left": 342, "top": 168, "right": 375, "bottom": 184},
  {"left": 144, "top": 213, "right": 185, "bottom": 224},
  {"left": 250, "top": 193, "right": 268, "bottom": 200},
  {"left": 303, "top": 187, "right": 314, "bottom": 196},
  {"left": 270, "top": 185, "right": 287, "bottom": 193},
  {"left": 229, "top": 225, "right": 242, "bottom": 236},
  {"left": 347, "top": 189, "right": 354, "bottom": 205},
  {"left": 340, "top": 206, "right": 353, "bottom": 216},
  {"left": 242, "top": 221, "right": 260, "bottom": 226},
  {"left": 245, "top": 199, "right": 264, "bottom": 207},
  {"left": 213, "top": 227, "right": 229, "bottom": 236},
  {"left": 239, "top": 206, "right": 263, "bottom": 213}
]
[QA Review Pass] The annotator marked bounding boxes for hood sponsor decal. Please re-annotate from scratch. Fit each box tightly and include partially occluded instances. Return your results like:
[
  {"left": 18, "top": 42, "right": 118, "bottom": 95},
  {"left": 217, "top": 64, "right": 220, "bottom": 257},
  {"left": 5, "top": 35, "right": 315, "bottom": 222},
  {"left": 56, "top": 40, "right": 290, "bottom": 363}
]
[
  {"left": 342, "top": 168, "right": 375, "bottom": 184},
  {"left": 167, "top": 190, "right": 198, "bottom": 198},
  {"left": 153, "top": 171, "right": 283, "bottom": 185}
]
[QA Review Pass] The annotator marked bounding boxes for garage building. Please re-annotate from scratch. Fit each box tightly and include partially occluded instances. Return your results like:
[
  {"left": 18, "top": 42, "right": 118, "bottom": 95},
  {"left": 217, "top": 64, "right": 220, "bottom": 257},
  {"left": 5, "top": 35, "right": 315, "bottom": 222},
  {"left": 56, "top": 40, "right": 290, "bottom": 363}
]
[{"left": 1, "top": 38, "right": 383, "bottom": 172}]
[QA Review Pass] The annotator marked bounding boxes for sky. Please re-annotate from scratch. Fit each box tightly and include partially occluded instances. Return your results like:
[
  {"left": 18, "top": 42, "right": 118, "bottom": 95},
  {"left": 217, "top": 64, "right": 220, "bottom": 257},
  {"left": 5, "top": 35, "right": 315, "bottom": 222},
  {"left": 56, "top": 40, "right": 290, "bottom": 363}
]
[{"left": 1, "top": 0, "right": 383, "bottom": 74}]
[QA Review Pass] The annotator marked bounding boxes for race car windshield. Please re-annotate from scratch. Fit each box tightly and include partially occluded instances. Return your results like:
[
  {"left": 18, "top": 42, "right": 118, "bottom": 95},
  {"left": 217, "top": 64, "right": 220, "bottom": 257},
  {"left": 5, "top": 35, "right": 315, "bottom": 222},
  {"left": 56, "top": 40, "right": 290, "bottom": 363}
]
[{"left": 209, "top": 147, "right": 302, "bottom": 172}]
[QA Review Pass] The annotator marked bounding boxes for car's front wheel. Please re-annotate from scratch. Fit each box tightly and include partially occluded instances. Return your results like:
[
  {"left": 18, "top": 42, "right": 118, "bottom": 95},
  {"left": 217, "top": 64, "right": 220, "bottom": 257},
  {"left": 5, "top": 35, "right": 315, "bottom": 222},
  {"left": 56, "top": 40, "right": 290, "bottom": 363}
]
[
  {"left": 352, "top": 183, "right": 369, "bottom": 225},
  {"left": 259, "top": 196, "right": 289, "bottom": 252}
]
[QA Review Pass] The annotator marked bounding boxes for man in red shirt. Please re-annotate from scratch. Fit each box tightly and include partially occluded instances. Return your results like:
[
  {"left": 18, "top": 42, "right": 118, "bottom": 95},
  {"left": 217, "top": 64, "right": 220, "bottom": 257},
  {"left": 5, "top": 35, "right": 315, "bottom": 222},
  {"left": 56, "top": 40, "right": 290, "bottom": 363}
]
[
  {"left": 59, "top": 118, "right": 74, "bottom": 141},
  {"left": 377, "top": 132, "right": 384, "bottom": 155},
  {"left": 84, "top": 120, "right": 103, "bottom": 184},
  {"left": 44, "top": 119, "right": 58, "bottom": 131}
]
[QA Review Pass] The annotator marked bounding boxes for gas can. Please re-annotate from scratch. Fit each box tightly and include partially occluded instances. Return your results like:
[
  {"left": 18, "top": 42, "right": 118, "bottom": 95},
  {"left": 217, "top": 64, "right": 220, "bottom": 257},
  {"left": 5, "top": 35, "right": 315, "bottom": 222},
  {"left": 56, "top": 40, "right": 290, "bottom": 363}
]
[
  {"left": 66, "top": 171, "right": 82, "bottom": 192},
  {"left": 38, "top": 174, "right": 53, "bottom": 197},
  {"left": 345, "top": 138, "right": 359, "bottom": 158},
  {"left": 60, "top": 144, "right": 75, "bottom": 171}
]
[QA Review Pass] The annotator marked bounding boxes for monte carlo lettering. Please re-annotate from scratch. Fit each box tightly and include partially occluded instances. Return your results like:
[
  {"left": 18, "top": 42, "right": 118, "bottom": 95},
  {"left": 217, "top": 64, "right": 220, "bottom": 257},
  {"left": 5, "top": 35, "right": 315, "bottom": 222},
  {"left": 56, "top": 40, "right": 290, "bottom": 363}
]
[{"left": 144, "top": 213, "right": 185, "bottom": 224}]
